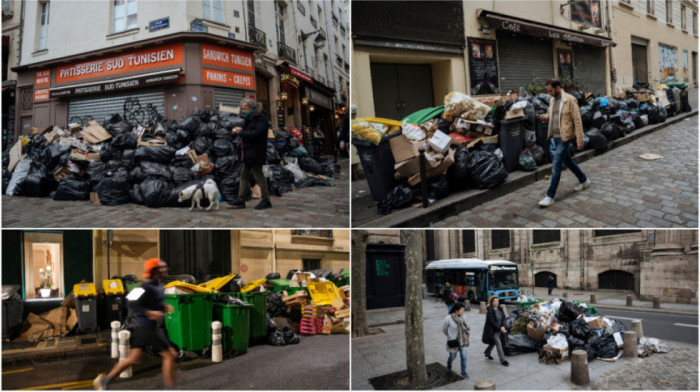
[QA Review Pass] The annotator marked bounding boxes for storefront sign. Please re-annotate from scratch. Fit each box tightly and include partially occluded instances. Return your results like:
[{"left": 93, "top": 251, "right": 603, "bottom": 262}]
[
  {"left": 149, "top": 17, "right": 170, "bottom": 32},
  {"left": 571, "top": 0, "right": 602, "bottom": 28},
  {"left": 201, "top": 43, "right": 254, "bottom": 72},
  {"left": 483, "top": 12, "right": 615, "bottom": 48},
  {"left": 276, "top": 100, "right": 285, "bottom": 127},
  {"left": 202, "top": 68, "right": 255, "bottom": 89},
  {"left": 658, "top": 43, "right": 678, "bottom": 83},
  {"left": 34, "top": 88, "right": 50, "bottom": 102},
  {"left": 49, "top": 69, "right": 181, "bottom": 98},
  {"left": 280, "top": 73, "right": 300, "bottom": 88},
  {"left": 304, "top": 86, "right": 332, "bottom": 109},
  {"left": 35, "top": 69, "right": 50, "bottom": 86},
  {"left": 290, "top": 67, "right": 313, "bottom": 83},
  {"left": 467, "top": 37, "right": 499, "bottom": 95},
  {"left": 55, "top": 43, "right": 184, "bottom": 84}
]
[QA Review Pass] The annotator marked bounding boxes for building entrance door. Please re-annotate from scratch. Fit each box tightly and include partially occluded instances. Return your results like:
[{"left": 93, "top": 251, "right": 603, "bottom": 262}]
[
  {"left": 370, "top": 63, "right": 433, "bottom": 119},
  {"left": 632, "top": 43, "right": 648, "bottom": 84}
]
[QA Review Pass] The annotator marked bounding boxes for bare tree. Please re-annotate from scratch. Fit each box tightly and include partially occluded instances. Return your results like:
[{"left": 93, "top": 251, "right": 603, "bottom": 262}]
[
  {"left": 352, "top": 230, "right": 369, "bottom": 337},
  {"left": 401, "top": 230, "right": 427, "bottom": 385}
]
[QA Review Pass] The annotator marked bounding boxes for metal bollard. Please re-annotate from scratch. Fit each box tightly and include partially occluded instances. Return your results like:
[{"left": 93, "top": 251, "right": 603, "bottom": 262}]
[
  {"left": 653, "top": 296, "right": 660, "bottom": 309},
  {"left": 474, "top": 380, "right": 495, "bottom": 390},
  {"left": 590, "top": 294, "right": 596, "bottom": 304},
  {"left": 479, "top": 301, "right": 486, "bottom": 314},
  {"left": 626, "top": 295, "right": 633, "bottom": 307},
  {"left": 570, "top": 350, "right": 590, "bottom": 385},
  {"left": 623, "top": 331, "right": 637, "bottom": 358},
  {"left": 211, "top": 321, "right": 223, "bottom": 363},
  {"left": 563, "top": 292, "right": 568, "bottom": 298},
  {"left": 419, "top": 147, "right": 428, "bottom": 208},
  {"left": 118, "top": 330, "right": 132, "bottom": 378},
  {"left": 631, "top": 319, "right": 644, "bottom": 339},
  {"left": 110, "top": 321, "right": 120, "bottom": 359}
]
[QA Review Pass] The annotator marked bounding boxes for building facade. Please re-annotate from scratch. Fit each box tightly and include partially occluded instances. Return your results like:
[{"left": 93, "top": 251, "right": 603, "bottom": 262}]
[
  {"left": 10, "top": 0, "right": 349, "bottom": 152},
  {"left": 2, "top": 229, "right": 349, "bottom": 300},
  {"left": 2, "top": 0, "right": 22, "bottom": 149}
]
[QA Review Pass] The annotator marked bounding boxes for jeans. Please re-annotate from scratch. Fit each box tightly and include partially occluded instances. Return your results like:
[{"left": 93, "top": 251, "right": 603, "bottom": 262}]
[
  {"left": 447, "top": 347, "right": 468, "bottom": 376},
  {"left": 447, "top": 304, "right": 453, "bottom": 312},
  {"left": 485, "top": 332, "right": 506, "bottom": 363},
  {"left": 238, "top": 164, "right": 270, "bottom": 202},
  {"left": 548, "top": 286, "right": 553, "bottom": 295},
  {"left": 546, "top": 138, "right": 588, "bottom": 198}
]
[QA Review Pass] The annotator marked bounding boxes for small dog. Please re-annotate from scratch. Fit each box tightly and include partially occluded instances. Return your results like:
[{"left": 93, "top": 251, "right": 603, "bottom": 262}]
[{"left": 178, "top": 179, "right": 220, "bottom": 211}]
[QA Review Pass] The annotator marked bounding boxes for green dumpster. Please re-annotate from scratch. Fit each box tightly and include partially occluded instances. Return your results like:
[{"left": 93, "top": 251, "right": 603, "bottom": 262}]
[
  {"left": 164, "top": 293, "right": 213, "bottom": 352},
  {"left": 213, "top": 303, "right": 252, "bottom": 355},
  {"left": 227, "top": 292, "right": 269, "bottom": 339},
  {"left": 268, "top": 279, "right": 291, "bottom": 293}
]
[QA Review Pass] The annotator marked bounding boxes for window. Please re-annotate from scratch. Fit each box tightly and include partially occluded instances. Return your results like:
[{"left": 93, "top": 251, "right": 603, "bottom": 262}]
[
  {"left": 491, "top": 230, "right": 510, "bottom": 249},
  {"left": 38, "top": 2, "right": 49, "bottom": 50},
  {"left": 647, "top": 0, "right": 655, "bottom": 15},
  {"left": 462, "top": 230, "right": 476, "bottom": 253},
  {"left": 681, "top": 5, "right": 686, "bottom": 29},
  {"left": 292, "top": 230, "right": 333, "bottom": 238},
  {"left": 247, "top": 0, "right": 255, "bottom": 27},
  {"left": 203, "top": 0, "right": 223, "bottom": 24},
  {"left": 594, "top": 230, "right": 642, "bottom": 237},
  {"left": 694, "top": 12, "right": 698, "bottom": 34},
  {"left": 2, "top": 0, "right": 12, "bottom": 16},
  {"left": 665, "top": 0, "right": 672, "bottom": 23},
  {"left": 276, "top": 1, "right": 286, "bottom": 44},
  {"left": 113, "top": 0, "right": 137, "bottom": 33},
  {"left": 532, "top": 230, "right": 561, "bottom": 245},
  {"left": 234, "top": 10, "right": 239, "bottom": 18},
  {"left": 302, "top": 258, "right": 321, "bottom": 271},
  {"left": 620, "top": 0, "right": 631, "bottom": 4},
  {"left": 24, "top": 232, "right": 64, "bottom": 299}
]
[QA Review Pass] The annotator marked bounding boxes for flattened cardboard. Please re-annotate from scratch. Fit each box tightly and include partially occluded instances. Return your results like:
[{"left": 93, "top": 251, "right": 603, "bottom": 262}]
[
  {"left": 527, "top": 324, "right": 547, "bottom": 342},
  {"left": 543, "top": 345, "right": 569, "bottom": 362},
  {"left": 81, "top": 121, "right": 113, "bottom": 144},
  {"left": 389, "top": 134, "right": 423, "bottom": 163},
  {"left": 504, "top": 108, "right": 525, "bottom": 120},
  {"left": 53, "top": 166, "right": 72, "bottom": 182},
  {"left": 407, "top": 146, "right": 456, "bottom": 186},
  {"left": 71, "top": 149, "right": 101, "bottom": 161},
  {"left": 137, "top": 137, "right": 167, "bottom": 147},
  {"left": 8, "top": 140, "right": 25, "bottom": 172},
  {"left": 219, "top": 103, "right": 240, "bottom": 115}
]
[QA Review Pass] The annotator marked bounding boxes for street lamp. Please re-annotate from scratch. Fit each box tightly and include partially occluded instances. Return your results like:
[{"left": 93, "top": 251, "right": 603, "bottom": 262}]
[
  {"left": 302, "top": 97, "right": 309, "bottom": 105},
  {"left": 309, "top": 105, "right": 315, "bottom": 112},
  {"left": 300, "top": 29, "right": 327, "bottom": 47}
]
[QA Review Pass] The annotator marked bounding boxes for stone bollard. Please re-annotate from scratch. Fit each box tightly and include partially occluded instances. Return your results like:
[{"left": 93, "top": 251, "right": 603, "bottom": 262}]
[
  {"left": 623, "top": 331, "right": 637, "bottom": 358},
  {"left": 631, "top": 319, "right": 644, "bottom": 339},
  {"left": 590, "top": 294, "right": 596, "bottom": 304},
  {"left": 110, "top": 321, "right": 120, "bottom": 359},
  {"left": 570, "top": 350, "right": 590, "bottom": 385},
  {"left": 118, "top": 330, "right": 132, "bottom": 378},
  {"left": 653, "top": 296, "right": 660, "bottom": 309},
  {"left": 211, "top": 321, "right": 223, "bottom": 363},
  {"left": 563, "top": 292, "right": 568, "bottom": 298},
  {"left": 464, "top": 301, "right": 471, "bottom": 311},
  {"left": 626, "top": 295, "right": 633, "bottom": 307},
  {"left": 479, "top": 301, "right": 486, "bottom": 314},
  {"left": 474, "top": 380, "right": 495, "bottom": 390}
]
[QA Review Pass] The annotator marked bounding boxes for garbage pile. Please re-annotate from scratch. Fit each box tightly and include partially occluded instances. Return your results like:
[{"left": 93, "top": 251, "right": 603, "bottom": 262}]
[
  {"left": 3, "top": 109, "right": 341, "bottom": 207},
  {"left": 502, "top": 298, "right": 669, "bottom": 364},
  {"left": 352, "top": 82, "right": 692, "bottom": 216}
]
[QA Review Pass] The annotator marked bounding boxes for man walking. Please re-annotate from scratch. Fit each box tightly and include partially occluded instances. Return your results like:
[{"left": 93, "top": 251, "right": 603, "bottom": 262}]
[
  {"left": 93, "top": 259, "right": 177, "bottom": 390},
  {"left": 547, "top": 274, "right": 555, "bottom": 296},
  {"left": 537, "top": 78, "right": 591, "bottom": 207}
]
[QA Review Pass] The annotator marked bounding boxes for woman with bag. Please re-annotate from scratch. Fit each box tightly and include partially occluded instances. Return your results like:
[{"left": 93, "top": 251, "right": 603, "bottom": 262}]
[
  {"left": 443, "top": 282, "right": 455, "bottom": 311},
  {"left": 481, "top": 295, "right": 509, "bottom": 366},
  {"left": 442, "top": 303, "right": 470, "bottom": 379}
]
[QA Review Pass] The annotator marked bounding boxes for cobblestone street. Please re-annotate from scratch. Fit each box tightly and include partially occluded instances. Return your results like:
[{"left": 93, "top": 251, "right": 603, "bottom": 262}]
[{"left": 434, "top": 116, "right": 698, "bottom": 228}]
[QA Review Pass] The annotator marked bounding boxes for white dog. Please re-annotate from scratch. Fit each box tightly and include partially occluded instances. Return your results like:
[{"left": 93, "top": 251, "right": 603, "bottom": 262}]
[{"left": 178, "top": 179, "right": 220, "bottom": 211}]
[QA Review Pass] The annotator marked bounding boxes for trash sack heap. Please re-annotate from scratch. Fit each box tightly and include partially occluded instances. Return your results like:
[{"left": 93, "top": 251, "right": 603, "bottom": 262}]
[{"left": 3, "top": 109, "right": 342, "bottom": 206}]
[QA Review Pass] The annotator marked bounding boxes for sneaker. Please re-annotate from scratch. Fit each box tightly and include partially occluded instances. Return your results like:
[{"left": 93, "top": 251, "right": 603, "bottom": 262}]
[
  {"left": 227, "top": 199, "right": 245, "bottom": 209},
  {"left": 484, "top": 353, "right": 493, "bottom": 360},
  {"left": 255, "top": 199, "right": 272, "bottom": 210},
  {"left": 538, "top": 196, "right": 555, "bottom": 207},
  {"left": 461, "top": 373, "right": 470, "bottom": 379},
  {"left": 501, "top": 360, "right": 509, "bottom": 367},
  {"left": 93, "top": 374, "right": 110, "bottom": 390},
  {"left": 574, "top": 178, "right": 592, "bottom": 192}
]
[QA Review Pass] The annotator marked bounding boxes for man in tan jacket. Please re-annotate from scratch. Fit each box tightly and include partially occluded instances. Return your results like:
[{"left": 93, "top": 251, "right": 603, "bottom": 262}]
[{"left": 536, "top": 78, "right": 591, "bottom": 207}]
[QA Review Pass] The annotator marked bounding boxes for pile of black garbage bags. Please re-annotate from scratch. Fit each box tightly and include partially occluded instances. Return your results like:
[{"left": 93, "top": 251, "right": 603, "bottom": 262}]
[
  {"left": 3, "top": 110, "right": 340, "bottom": 207},
  {"left": 265, "top": 292, "right": 301, "bottom": 346}
]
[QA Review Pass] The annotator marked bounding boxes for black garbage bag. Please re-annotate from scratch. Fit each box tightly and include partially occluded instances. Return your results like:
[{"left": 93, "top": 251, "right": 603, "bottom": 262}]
[
  {"left": 558, "top": 322, "right": 570, "bottom": 337},
  {"left": 377, "top": 182, "right": 418, "bottom": 215},
  {"left": 436, "top": 118, "right": 451, "bottom": 134},
  {"left": 266, "top": 143, "right": 281, "bottom": 164},
  {"left": 466, "top": 150, "right": 508, "bottom": 189},
  {"left": 295, "top": 177, "right": 331, "bottom": 188},
  {"left": 268, "top": 329, "right": 286, "bottom": 346},
  {"left": 164, "top": 133, "right": 181, "bottom": 150},
  {"left": 524, "top": 130, "right": 537, "bottom": 147},
  {"left": 2, "top": 167, "right": 11, "bottom": 194},
  {"left": 282, "top": 326, "right": 300, "bottom": 345},
  {"left": 176, "top": 129, "right": 191, "bottom": 144},
  {"left": 102, "top": 113, "right": 122, "bottom": 127},
  {"left": 266, "top": 293, "right": 285, "bottom": 318},
  {"left": 218, "top": 164, "right": 245, "bottom": 203},
  {"left": 121, "top": 150, "right": 136, "bottom": 171},
  {"left": 100, "top": 142, "right": 123, "bottom": 162},
  {"left": 646, "top": 104, "right": 660, "bottom": 124},
  {"left": 570, "top": 318, "right": 592, "bottom": 339},
  {"left": 134, "top": 146, "right": 176, "bottom": 164},
  {"left": 213, "top": 128, "right": 233, "bottom": 140},
  {"left": 106, "top": 120, "right": 133, "bottom": 135},
  {"left": 570, "top": 90, "right": 585, "bottom": 106},
  {"left": 659, "top": 106, "right": 667, "bottom": 123},
  {"left": 427, "top": 175, "right": 450, "bottom": 200},
  {"left": 596, "top": 334, "right": 618, "bottom": 359},
  {"left": 178, "top": 116, "right": 202, "bottom": 133},
  {"left": 446, "top": 146, "right": 469, "bottom": 192},
  {"left": 608, "top": 112, "right": 623, "bottom": 125},
  {"left": 607, "top": 98, "right": 619, "bottom": 114},
  {"left": 557, "top": 300, "right": 583, "bottom": 323},
  {"left": 43, "top": 145, "right": 72, "bottom": 170},
  {"left": 220, "top": 116, "right": 245, "bottom": 130},
  {"left": 585, "top": 128, "right": 607, "bottom": 153},
  {"left": 567, "top": 335, "right": 586, "bottom": 350},
  {"left": 170, "top": 166, "right": 195, "bottom": 186},
  {"left": 631, "top": 111, "right": 644, "bottom": 129},
  {"left": 503, "top": 333, "right": 537, "bottom": 356},
  {"left": 621, "top": 118, "right": 636, "bottom": 135},
  {"left": 171, "top": 154, "right": 193, "bottom": 168},
  {"left": 625, "top": 98, "right": 639, "bottom": 109},
  {"left": 268, "top": 164, "right": 295, "bottom": 194},
  {"left": 535, "top": 93, "right": 552, "bottom": 106},
  {"left": 530, "top": 144, "right": 545, "bottom": 165},
  {"left": 531, "top": 99, "right": 548, "bottom": 115},
  {"left": 610, "top": 319, "right": 628, "bottom": 334},
  {"left": 132, "top": 162, "right": 170, "bottom": 182},
  {"left": 98, "top": 168, "right": 131, "bottom": 206},
  {"left": 591, "top": 111, "right": 606, "bottom": 129},
  {"left": 503, "top": 310, "right": 520, "bottom": 332},
  {"left": 137, "top": 177, "right": 173, "bottom": 208},
  {"left": 193, "top": 137, "right": 211, "bottom": 155},
  {"left": 16, "top": 164, "right": 54, "bottom": 197},
  {"left": 52, "top": 177, "right": 91, "bottom": 201},
  {"left": 523, "top": 101, "right": 536, "bottom": 129},
  {"left": 299, "top": 156, "right": 324, "bottom": 175},
  {"left": 579, "top": 106, "right": 594, "bottom": 127},
  {"left": 214, "top": 155, "right": 237, "bottom": 179},
  {"left": 519, "top": 149, "right": 537, "bottom": 171},
  {"left": 210, "top": 139, "right": 235, "bottom": 160},
  {"left": 112, "top": 132, "right": 138, "bottom": 150},
  {"left": 192, "top": 123, "right": 211, "bottom": 139},
  {"left": 600, "top": 122, "right": 620, "bottom": 141},
  {"left": 618, "top": 100, "right": 629, "bottom": 112}
]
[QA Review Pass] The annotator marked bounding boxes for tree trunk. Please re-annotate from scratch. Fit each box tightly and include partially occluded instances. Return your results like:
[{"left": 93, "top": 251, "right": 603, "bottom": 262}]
[
  {"left": 352, "top": 230, "right": 369, "bottom": 337},
  {"left": 402, "top": 230, "right": 427, "bottom": 385}
]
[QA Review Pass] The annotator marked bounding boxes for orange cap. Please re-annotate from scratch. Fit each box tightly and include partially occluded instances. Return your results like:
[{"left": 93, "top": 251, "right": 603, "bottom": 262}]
[{"left": 143, "top": 258, "right": 163, "bottom": 278}]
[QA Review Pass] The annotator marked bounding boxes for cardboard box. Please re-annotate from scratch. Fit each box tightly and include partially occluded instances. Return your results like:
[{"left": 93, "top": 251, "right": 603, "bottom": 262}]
[
  {"left": 407, "top": 146, "right": 456, "bottom": 186},
  {"left": 219, "top": 103, "right": 240, "bottom": 115},
  {"left": 585, "top": 316, "right": 606, "bottom": 329},
  {"left": 527, "top": 324, "right": 547, "bottom": 342},
  {"left": 68, "top": 123, "right": 82, "bottom": 134},
  {"left": 428, "top": 130, "right": 452, "bottom": 154},
  {"left": 81, "top": 121, "right": 113, "bottom": 144},
  {"left": 654, "top": 90, "right": 671, "bottom": 108},
  {"left": 70, "top": 149, "right": 101, "bottom": 161},
  {"left": 8, "top": 140, "right": 25, "bottom": 172},
  {"left": 282, "top": 291, "right": 307, "bottom": 303},
  {"left": 53, "top": 166, "right": 72, "bottom": 182},
  {"left": 389, "top": 134, "right": 425, "bottom": 163},
  {"left": 137, "top": 137, "right": 167, "bottom": 147},
  {"left": 90, "top": 192, "right": 100, "bottom": 203},
  {"left": 504, "top": 108, "right": 524, "bottom": 120},
  {"left": 334, "top": 308, "right": 350, "bottom": 319},
  {"left": 394, "top": 156, "right": 420, "bottom": 179},
  {"left": 30, "top": 126, "right": 51, "bottom": 136},
  {"left": 186, "top": 150, "right": 198, "bottom": 163},
  {"left": 44, "top": 126, "right": 65, "bottom": 144},
  {"left": 543, "top": 345, "right": 569, "bottom": 362}
]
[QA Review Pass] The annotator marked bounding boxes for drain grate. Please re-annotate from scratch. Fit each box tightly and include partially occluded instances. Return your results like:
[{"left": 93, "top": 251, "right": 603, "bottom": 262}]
[{"left": 368, "top": 362, "right": 464, "bottom": 390}]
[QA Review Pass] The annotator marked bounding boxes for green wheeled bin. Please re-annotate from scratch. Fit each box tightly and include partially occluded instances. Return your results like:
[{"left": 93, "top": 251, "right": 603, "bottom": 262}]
[
  {"left": 228, "top": 292, "right": 269, "bottom": 339},
  {"left": 213, "top": 303, "right": 252, "bottom": 356},
  {"left": 164, "top": 293, "right": 213, "bottom": 353}
]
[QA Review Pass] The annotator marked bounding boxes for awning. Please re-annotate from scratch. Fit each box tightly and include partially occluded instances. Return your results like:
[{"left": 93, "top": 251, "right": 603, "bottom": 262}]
[{"left": 481, "top": 11, "right": 616, "bottom": 48}]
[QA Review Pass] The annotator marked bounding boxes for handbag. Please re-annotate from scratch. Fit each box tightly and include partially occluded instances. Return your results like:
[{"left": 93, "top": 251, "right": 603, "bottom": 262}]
[{"left": 447, "top": 339, "right": 460, "bottom": 348}]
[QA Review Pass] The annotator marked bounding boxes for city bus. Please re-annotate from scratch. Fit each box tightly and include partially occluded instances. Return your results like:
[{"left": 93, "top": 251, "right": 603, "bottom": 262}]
[{"left": 425, "top": 258, "right": 520, "bottom": 302}]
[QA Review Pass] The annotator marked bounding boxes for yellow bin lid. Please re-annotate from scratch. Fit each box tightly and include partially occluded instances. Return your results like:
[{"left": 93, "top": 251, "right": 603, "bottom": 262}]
[
  {"left": 73, "top": 283, "right": 97, "bottom": 297},
  {"left": 240, "top": 278, "right": 267, "bottom": 293},
  {"left": 103, "top": 279, "right": 124, "bottom": 295},
  {"left": 198, "top": 274, "right": 236, "bottom": 292},
  {"left": 164, "top": 281, "right": 213, "bottom": 293}
]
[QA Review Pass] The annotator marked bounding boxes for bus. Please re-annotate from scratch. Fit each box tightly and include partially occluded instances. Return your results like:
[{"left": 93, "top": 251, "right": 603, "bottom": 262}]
[{"left": 425, "top": 258, "right": 520, "bottom": 302}]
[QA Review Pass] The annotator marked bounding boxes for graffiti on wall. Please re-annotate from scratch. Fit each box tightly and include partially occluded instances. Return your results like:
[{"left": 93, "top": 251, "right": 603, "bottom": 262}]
[
  {"left": 683, "top": 50, "right": 689, "bottom": 82},
  {"left": 658, "top": 43, "right": 678, "bottom": 83}
]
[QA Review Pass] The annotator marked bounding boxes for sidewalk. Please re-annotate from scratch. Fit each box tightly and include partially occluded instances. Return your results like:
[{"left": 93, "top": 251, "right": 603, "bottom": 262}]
[
  {"left": 2, "top": 330, "right": 109, "bottom": 365},
  {"left": 353, "top": 294, "right": 698, "bottom": 390}
]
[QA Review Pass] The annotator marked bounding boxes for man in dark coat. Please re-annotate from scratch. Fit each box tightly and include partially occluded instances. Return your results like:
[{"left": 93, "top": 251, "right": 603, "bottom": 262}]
[
  {"left": 481, "top": 296, "right": 508, "bottom": 366},
  {"left": 229, "top": 98, "right": 272, "bottom": 210}
]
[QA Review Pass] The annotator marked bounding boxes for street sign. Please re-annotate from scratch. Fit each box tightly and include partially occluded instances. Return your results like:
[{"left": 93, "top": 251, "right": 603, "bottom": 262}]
[
  {"left": 149, "top": 17, "right": 169, "bottom": 32},
  {"left": 191, "top": 21, "right": 208, "bottom": 33},
  {"left": 240, "top": 264, "right": 248, "bottom": 273}
]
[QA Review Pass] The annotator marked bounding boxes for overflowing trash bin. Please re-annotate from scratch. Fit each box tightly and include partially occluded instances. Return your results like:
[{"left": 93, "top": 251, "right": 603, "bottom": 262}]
[
  {"left": 226, "top": 291, "right": 269, "bottom": 339},
  {"left": 352, "top": 131, "right": 402, "bottom": 202},
  {"left": 164, "top": 293, "right": 213, "bottom": 354},
  {"left": 73, "top": 283, "right": 98, "bottom": 333},
  {"left": 212, "top": 299, "right": 253, "bottom": 356},
  {"left": 2, "top": 285, "right": 24, "bottom": 340}
]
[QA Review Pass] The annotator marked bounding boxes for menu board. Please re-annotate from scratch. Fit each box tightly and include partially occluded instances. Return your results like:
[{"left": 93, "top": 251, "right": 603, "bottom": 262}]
[{"left": 468, "top": 37, "right": 499, "bottom": 95}]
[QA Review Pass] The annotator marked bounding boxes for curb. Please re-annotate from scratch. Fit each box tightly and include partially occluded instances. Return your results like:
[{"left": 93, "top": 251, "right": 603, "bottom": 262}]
[
  {"left": 355, "top": 110, "right": 699, "bottom": 228},
  {"left": 590, "top": 303, "right": 698, "bottom": 317},
  {"left": 2, "top": 344, "right": 109, "bottom": 365}
]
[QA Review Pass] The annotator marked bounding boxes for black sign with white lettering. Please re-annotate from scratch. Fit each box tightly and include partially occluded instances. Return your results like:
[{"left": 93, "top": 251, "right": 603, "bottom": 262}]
[
  {"left": 468, "top": 37, "right": 499, "bottom": 96},
  {"left": 50, "top": 70, "right": 181, "bottom": 98}
]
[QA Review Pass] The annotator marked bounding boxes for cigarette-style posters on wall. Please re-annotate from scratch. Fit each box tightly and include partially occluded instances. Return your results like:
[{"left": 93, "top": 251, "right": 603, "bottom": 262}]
[
  {"left": 571, "top": 0, "right": 602, "bottom": 28},
  {"left": 468, "top": 37, "right": 499, "bottom": 95},
  {"left": 659, "top": 43, "right": 678, "bottom": 83}
]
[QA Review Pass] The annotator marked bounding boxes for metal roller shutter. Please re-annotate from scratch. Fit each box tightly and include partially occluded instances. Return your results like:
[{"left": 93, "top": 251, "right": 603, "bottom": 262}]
[
  {"left": 68, "top": 89, "right": 165, "bottom": 125},
  {"left": 574, "top": 45, "right": 606, "bottom": 95},
  {"left": 214, "top": 88, "right": 246, "bottom": 108},
  {"left": 497, "top": 31, "right": 554, "bottom": 94}
]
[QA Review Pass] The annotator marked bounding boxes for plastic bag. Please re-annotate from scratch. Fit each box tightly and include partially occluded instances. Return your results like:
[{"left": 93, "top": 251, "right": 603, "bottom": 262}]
[
  {"left": 591, "top": 111, "right": 606, "bottom": 129},
  {"left": 213, "top": 128, "right": 233, "bottom": 140},
  {"left": 530, "top": 144, "right": 545, "bottom": 165},
  {"left": 546, "top": 334, "right": 569, "bottom": 350},
  {"left": 52, "top": 178, "right": 91, "bottom": 201},
  {"left": 377, "top": 182, "right": 418, "bottom": 215},
  {"left": 446, "top": 146, "right": 469, "bottom": 191},
  {"left": 139, "top": 161, "right": 171, "bottom": 181},
  {"left": 218, "top": 164, "right": 245, "bottom": 203},
  {"left": 193, "top": 137, "right": 210, "bottom": 155},
  {"left": 524, "top": 130, "right": 537, "bottom": 147},
  {"left": 658, "top": 105, "right": 667, "bottom": 123},
  {"left": 6, "top": 160, "right": 32, "bottom": 196},
  {"left": 16, "top": 163, "right": 54, "bottom": 197},
  {"left": 220, "top": 116, "right": 245, "bottom": 130},
  {"left": 427, "top": 175, "right": 449, "bottom": 200},
  {"left": 295, "top": 177, "right": 331, "bottom": 188},
  {"left": 585, "top": 128, "right": 607, "bottom": 153},
  {"left": 567, "top": 335, "right": 586, "bottom": 350},
  {"left": 466, "top": 150, "right": 508, "bottom": 189},
  {"left": 570, "top": 318, "right": 592, "bottom": 339},
  {"left": 600, "top": 122, "right": 621, "bottom": 141},
  {"left": 579, "top": 106, "right": 594, "bottom": 127},
  {"left": 135, "top": 178, "right": 173, "bottom": 208},
  {"left": 557, "top": 301, "right": 584, "bottom": 323},
  {"left": 503, "top": 333, "right": 537, "bottom": 356},
  {"left": 106, "top": 120, "right": 133, "bottom": 135},
  {"left": 111, "top": 132, "right": 138, "bottom": 150},
  {"left": 43, "top": 145, "right": 72, "bottom": 170},
  {"left": 518, "top": 149, "right": 537, "bottom": 171},
  {"left": 178, "top": 116, "right": 202, "bottom": 133},
  {"left": 402, "top": 122, "right": 426, "bottom": 141},
  {"left": 267, "top": 164, "right": 295, "bottom": 195},
  {"left": 282, "top": 326, "right": 300, "bottom": 345},
  {"left": 98, "top": 168, "right": 131, "bottom": 206},
  {"left": 284, "top": 163, "right": 306, "bottom": 182},
  {"left": 170, "top": 166, "right": 195, "bottom": 186},
  {"left": 134, "top": 146, "right": 176, "bottom": 164},
  {"left": 210, "top": 139, "right": 235, "bottom": 159},
  {"left": 266, "top": 143, "right": 281, "bottom": 164},
  {"left": 299, "top": 157, "right": 324, "bottom": 175}
]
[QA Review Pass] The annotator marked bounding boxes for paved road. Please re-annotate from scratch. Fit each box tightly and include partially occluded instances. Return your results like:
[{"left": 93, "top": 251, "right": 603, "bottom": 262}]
[
  {"left": 599, "top": 309, "right": 698, "bottom": 345},
  {"left": 2, "top": 334, "right": 349, "bottom": 390},
  {"left": 2, "top": 159, "right": 349, "bottom": 228},
  {"left": 434, "top": 116, "right": 698, "bottom": 228}
]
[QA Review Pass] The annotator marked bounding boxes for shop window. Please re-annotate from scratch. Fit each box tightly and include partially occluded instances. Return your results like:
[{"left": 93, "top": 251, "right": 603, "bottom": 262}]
[
  {"left": 203, "top": 0, "right": 223, "bottom": 24},
  {"left": 532, "top": 230, "right": 561, "bottom": 245},
  {"left": 23, "top": 232, "right": 64, "bottom": 299},
  {"left": 491, "top": 230, "right": 510, "bottom": 250},
  {"left": 462, "top": 230, "right": 475, "bottom": 253},
  {"left": 113, "top": 0, "right": 137, "bottom": 33},
  {"left": 593, "top": 230, "right": 642, "bottom": 237},
  {"left": 665, "top": 0, "right": 672, "bottom": 23},
  {"left": 303, "top": 258, "right": 321, "bottom": 271},
  {"left": 37, "top": 1, "right": 49, "bottom": 50}
]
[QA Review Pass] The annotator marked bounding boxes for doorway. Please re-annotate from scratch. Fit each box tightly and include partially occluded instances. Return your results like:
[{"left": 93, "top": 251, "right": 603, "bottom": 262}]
[
  {"left": 23, "top": 232, "right": 64, "bottom": 299},
  {"left": 159, "top": 230, "right": 232, "bottom": 281},
  {"left": 693, "top": 52, "right": 697, "bottom": 86},
  {"left": 598, "top": 270, "right": 634, "bottom": 290},
  {"left": 365, "top": 243, "right": 406, "bottom": 310},
  {"left": 632, "top": 43, "right": 648, "bottom": 84},
  {"left": 370, "top": 63, "right": 434, "bottom": 120}
]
